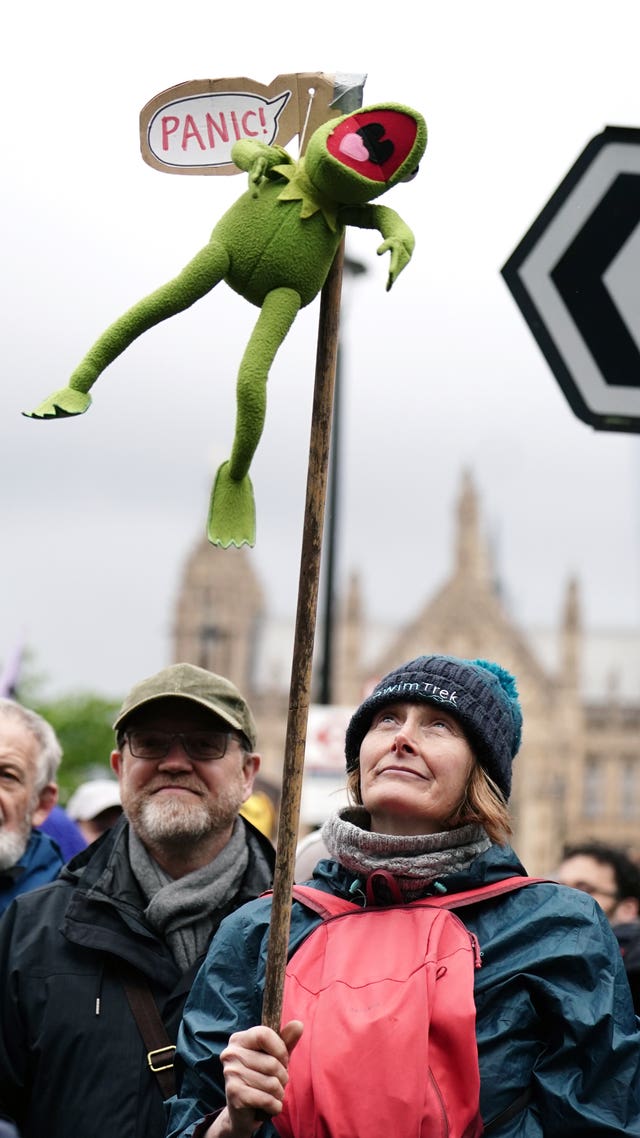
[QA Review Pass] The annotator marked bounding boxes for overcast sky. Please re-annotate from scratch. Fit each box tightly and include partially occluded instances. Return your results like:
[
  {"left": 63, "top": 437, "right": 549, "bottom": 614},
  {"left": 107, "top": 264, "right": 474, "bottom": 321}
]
[{"left": 2, "top": 0, "right": 639, "bottom": 699}]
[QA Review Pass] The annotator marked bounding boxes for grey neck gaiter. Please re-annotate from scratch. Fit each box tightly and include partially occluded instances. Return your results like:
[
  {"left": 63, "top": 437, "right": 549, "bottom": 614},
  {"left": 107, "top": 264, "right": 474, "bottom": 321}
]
[{"left": 321, "top": 806, "right": 491, "bottom": 901}]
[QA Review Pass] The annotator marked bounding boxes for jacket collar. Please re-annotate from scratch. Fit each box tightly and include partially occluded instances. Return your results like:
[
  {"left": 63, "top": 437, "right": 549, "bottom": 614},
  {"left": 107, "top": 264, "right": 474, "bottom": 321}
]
[
  {"left": 61, "top": 816, "right": 178, "bottom": 985},
  {"left": 60, "top": 813, "right": 275, "bottom": 985}
]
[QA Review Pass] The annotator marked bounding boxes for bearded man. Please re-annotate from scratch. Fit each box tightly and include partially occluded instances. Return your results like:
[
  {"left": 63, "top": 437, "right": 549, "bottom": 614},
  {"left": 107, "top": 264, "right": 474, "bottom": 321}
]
[
  {"left": 0, "top": 664, "right": 275, "bottom": 1138},
  {"left": 0, "top": 698, "right": 62, "bottom": 914}
]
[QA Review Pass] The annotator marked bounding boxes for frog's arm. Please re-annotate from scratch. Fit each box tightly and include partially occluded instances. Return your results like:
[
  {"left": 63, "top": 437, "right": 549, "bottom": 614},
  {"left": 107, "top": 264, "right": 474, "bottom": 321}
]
[
  {"left": 231, "top": 140, "right": 294, "bottom": 197},
  {"left": 339, "top": 204, "right": 416, "bottom": 292}
]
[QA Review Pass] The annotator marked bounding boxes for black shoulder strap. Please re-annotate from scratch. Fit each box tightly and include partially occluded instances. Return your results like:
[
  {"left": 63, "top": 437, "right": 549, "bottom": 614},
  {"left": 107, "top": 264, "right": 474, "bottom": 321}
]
[{"left": 119, "top": 964, "right": 176, "bottom": 1099}]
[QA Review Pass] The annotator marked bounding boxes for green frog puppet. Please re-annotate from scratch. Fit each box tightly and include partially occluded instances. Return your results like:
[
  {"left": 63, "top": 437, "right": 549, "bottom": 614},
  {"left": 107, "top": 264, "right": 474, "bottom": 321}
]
[{"left": 26, "top": 102, "right": 427, "bottom": 546}]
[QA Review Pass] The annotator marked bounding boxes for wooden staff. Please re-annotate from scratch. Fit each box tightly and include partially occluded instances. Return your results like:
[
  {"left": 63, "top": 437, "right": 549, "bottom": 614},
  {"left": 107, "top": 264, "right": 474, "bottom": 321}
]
[{"left": 261, "top": 237, "right": 345, "bottom": 1031}]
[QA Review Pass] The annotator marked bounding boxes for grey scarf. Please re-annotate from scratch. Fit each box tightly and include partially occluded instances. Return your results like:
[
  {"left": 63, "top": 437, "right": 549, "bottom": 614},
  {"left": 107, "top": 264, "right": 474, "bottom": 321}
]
[
  {"left": 321, "top": 806, "right": 491, "bottom": 901},
  {"left": 128, "top": 819, "right": 249, "bottom": 970}
]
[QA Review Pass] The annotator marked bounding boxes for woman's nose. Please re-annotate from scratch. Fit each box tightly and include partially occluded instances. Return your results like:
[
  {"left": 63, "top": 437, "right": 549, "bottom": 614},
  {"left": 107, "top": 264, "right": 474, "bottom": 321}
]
[{"left": 393, "top": 724, "right": 416, "bottom": 752}]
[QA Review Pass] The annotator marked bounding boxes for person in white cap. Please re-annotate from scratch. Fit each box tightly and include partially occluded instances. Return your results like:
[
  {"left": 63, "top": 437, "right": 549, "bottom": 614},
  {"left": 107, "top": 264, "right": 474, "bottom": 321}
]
[
  {"left": 0, "top": 663, "right": 275, "bottom": 1138},
  {"left": 66, "top": 778, "right": 123, "bottom": 843}
]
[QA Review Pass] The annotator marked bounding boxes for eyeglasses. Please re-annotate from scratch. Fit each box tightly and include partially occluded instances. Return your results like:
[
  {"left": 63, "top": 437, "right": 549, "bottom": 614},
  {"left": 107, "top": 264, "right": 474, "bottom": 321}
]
[{"left": 123, "top": 729, "right": 241, "bottom": 762}]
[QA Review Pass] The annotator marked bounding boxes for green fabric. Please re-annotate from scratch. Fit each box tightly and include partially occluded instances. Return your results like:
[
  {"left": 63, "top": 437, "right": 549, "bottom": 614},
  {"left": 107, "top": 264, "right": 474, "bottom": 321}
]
[{"left": 24, "top": 102, "right": 427, "bottom": 547}]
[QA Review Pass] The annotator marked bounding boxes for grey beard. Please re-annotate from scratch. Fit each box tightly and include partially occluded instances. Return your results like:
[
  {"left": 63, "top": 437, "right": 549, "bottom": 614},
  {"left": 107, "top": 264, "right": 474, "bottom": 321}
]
[
  {"left": 0, "top": 826, "right": 30, "bottom": 871},
  {"left": 136, "top": 796, "right": 214, "bottom": 845}
]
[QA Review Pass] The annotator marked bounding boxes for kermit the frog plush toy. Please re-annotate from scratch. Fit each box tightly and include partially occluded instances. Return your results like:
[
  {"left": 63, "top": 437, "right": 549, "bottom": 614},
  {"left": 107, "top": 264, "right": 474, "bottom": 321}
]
[{"left": 26, "top": 102, "right": 427, "bottom": 546}]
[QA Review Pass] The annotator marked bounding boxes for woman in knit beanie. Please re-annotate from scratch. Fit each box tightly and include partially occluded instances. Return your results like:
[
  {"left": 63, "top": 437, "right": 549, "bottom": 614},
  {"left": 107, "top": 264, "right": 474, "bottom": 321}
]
[
  {"left": 168, "top": 655, "right": 640, "bottom": 1138},
  {"left": 340, "top": 654, "right": 521, "bottom": 868}
]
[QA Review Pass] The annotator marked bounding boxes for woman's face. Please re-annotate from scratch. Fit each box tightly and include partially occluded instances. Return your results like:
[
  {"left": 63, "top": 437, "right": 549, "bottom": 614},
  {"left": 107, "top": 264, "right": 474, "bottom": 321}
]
[{"left": 358, "top": 701, "right": 475, "bottom": 836}]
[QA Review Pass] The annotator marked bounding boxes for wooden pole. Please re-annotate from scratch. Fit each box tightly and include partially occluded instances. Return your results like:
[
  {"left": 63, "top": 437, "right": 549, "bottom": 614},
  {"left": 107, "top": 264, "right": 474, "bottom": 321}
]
[{"left": 261, "top": 238, "right": 345, "bottom": 1031}]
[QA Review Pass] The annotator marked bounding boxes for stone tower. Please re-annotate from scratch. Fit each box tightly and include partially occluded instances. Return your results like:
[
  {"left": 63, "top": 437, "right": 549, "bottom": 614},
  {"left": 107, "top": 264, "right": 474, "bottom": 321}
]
[{"left": 172, "top": 538, "right": 265, "bottom": 697}]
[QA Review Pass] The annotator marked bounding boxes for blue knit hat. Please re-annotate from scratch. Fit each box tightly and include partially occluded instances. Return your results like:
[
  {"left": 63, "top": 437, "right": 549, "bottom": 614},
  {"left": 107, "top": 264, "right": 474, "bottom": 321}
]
[{"left": 344, "top": 654, "right": 522, "bottom": 799}]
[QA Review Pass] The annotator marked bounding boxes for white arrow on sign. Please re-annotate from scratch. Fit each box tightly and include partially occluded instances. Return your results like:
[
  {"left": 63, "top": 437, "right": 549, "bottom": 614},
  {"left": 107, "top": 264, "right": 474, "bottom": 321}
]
[{"left": 502, "top": 126, "right": 640, "bottom": 433}]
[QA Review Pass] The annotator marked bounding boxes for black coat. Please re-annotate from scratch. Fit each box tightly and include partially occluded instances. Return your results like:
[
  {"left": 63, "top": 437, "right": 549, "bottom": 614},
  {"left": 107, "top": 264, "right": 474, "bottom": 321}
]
[
  {"left": 0, "top": 814, "right": 274, "bottom": 1138},
  {"left": 613, "top": 920, "right": 640, "bottom": 1014}
]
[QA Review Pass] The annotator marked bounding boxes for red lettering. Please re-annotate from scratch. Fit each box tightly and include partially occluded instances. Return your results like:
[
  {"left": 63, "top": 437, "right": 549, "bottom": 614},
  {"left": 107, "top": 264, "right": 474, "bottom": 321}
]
[
  {"left": 259, "top": 106, "right": 267, "bottom": 134},
  {"left": 241, "top": 110, "right": 259, "bottom": 137},
  {"left": 181, "top": 114, "right": 206, "bottom": 151},
  {"left": 161, "top": 116, "right": 180, "bottom": 151},
  {"left": 230, "top": 110, "right": 242, "bottom": 140},
  {"left": 205, "top": 113, "right": 230, "bottom": 147}
]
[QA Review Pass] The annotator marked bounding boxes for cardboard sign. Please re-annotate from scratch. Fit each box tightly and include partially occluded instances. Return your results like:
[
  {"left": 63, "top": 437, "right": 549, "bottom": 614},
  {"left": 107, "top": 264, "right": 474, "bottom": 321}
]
[{"left": 140, "top": 72, "right": 357, "bottom": 175}]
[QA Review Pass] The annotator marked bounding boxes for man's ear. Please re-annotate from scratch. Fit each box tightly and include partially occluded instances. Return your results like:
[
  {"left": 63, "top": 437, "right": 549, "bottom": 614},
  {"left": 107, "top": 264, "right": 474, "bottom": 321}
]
[
  {"left": 110, "top": 750, "right": 123, "bottom": 780},
  {"left": 31, "top": 783, "right": 58, "bottom": 827},
  {"left": 241, "top": 752, "right": 260, "bottom": 802}
]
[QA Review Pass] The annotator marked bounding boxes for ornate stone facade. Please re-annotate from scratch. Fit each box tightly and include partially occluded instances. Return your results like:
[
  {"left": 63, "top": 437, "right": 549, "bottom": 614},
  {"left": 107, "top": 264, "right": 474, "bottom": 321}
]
[{"left": 171, "top": 471, "right": 640, "bottom": 874}]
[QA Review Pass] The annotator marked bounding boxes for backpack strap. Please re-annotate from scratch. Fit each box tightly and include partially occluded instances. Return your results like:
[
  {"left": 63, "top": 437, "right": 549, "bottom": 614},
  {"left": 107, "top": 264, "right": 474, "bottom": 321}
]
[
  {"left": 424, "top": 875, "right": 549, "bottom": 910},
  {"left": 291, "top": 877, "right": 548, "bottom": 917},
  {"left": 291, "top": 885, "right": 360, "bottom": 919}
]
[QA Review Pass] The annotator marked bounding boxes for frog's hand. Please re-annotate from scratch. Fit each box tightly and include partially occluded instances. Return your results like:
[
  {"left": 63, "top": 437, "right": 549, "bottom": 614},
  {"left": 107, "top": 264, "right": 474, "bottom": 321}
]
[
  {"left": 340, "top": 203, "right": 416, "bottom": 290},
  {"left": 376, "top": 235, "right": 414, "bottom": 291},
  {"left": 231, "top": 141, "right": 293, "bottom": 195},
  {"left": 23, "top": 388, "right": 91, "bottom": 420},
  {"left": 23, "top": 240, "right": 230, "bottom": 418},
  {"left": 208, "top": 462, "right": 256, "bottom": 548}
]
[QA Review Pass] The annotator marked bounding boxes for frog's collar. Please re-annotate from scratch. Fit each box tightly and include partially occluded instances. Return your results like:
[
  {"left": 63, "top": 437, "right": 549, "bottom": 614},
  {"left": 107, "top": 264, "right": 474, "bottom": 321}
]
[{"left": 273, "top": 159, "right": 339, "bottom": 232}]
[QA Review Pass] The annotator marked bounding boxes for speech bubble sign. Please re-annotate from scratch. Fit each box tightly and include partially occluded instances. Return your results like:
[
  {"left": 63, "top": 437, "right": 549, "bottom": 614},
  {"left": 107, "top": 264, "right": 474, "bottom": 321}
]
[
  {"left": 140, "top": 73, "right": 355, "bottom": 175},
  {"left": 147, "top": 90, "right": 291, "bottom": 171}
]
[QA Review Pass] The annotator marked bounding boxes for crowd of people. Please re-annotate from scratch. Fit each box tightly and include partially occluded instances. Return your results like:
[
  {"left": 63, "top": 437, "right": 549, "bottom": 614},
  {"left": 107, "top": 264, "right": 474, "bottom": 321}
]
[{"left": 0, "top": 654, "right": 639, "bottom": 1137}]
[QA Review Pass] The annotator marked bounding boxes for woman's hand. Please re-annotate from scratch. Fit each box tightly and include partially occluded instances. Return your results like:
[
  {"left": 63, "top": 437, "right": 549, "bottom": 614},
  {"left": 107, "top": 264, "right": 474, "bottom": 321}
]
[{"left": 208, "top": 1020, "right": 304, "bottom": 1137}]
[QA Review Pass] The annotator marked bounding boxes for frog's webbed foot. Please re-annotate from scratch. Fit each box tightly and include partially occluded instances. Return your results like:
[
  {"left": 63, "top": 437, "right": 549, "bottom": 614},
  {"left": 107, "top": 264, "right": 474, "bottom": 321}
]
[
  {"left": 207, "top": 461, "right": 256, "bottom": 548},
  {"left": 23, "top": 387, "right": 92, "bottom": 419}
]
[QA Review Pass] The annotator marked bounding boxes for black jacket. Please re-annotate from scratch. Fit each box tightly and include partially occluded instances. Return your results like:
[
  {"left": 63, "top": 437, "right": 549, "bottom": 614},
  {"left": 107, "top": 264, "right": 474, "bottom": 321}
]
[
  {"left": 613, "top": 920, "right": 640, "bottom": 1014},
  {"left": 0, "top": 813, "right": 274, "bottom": 1138}
]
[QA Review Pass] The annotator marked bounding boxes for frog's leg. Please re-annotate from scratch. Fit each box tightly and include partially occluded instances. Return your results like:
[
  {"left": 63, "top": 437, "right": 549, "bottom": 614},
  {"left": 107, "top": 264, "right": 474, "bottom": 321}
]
[
  {"left": 24, "top": 240, "right": 231, "bottom": 419},
  {"left": 208, "top": 286, "right": 301, "bottom": 547}
]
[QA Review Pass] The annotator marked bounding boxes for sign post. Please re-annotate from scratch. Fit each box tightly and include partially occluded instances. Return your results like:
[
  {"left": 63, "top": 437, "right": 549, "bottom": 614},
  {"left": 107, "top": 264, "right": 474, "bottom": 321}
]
[
  {"left": 502, "top": 126, "right": 640, "bottom": 433},
  {"left": 140, "top": 70, "right": 367, "bottom": 1030}
]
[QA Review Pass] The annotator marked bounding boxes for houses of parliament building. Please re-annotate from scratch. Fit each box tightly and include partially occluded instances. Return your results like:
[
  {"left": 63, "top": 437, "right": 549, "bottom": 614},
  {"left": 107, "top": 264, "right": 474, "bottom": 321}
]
[{"left": 171, "top": 470, "right": 640, "bottom": 876}]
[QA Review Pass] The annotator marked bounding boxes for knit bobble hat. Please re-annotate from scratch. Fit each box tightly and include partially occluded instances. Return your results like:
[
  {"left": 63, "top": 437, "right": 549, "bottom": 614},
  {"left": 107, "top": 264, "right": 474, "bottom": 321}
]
[{"left": 344, "top": 655, "right": 523, "bottom": 799}]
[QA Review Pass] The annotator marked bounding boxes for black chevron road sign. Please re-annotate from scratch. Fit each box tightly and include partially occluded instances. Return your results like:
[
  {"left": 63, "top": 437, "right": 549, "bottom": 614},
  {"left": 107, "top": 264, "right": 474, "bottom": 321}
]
[{"left": 502, "top": 126, "right": 640, "bottom": 433}]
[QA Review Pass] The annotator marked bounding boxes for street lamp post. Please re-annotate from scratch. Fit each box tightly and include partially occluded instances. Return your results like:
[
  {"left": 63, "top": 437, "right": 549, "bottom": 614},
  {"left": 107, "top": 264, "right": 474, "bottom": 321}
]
[{"left": 318, "top": 253, "right": 368, "bottom": 705}]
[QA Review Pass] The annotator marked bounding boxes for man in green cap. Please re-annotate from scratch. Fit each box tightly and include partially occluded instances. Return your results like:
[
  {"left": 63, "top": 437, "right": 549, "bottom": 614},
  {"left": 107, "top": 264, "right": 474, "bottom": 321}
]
[{"left": 0, "top": 663, "right": 275, "bottom": 1138}]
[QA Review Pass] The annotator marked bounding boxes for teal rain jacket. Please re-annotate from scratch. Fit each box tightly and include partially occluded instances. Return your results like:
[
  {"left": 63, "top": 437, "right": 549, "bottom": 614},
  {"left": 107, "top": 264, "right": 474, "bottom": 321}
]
[{"left": 166, "top": 843, "right": 640, "bottom": 1137}]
